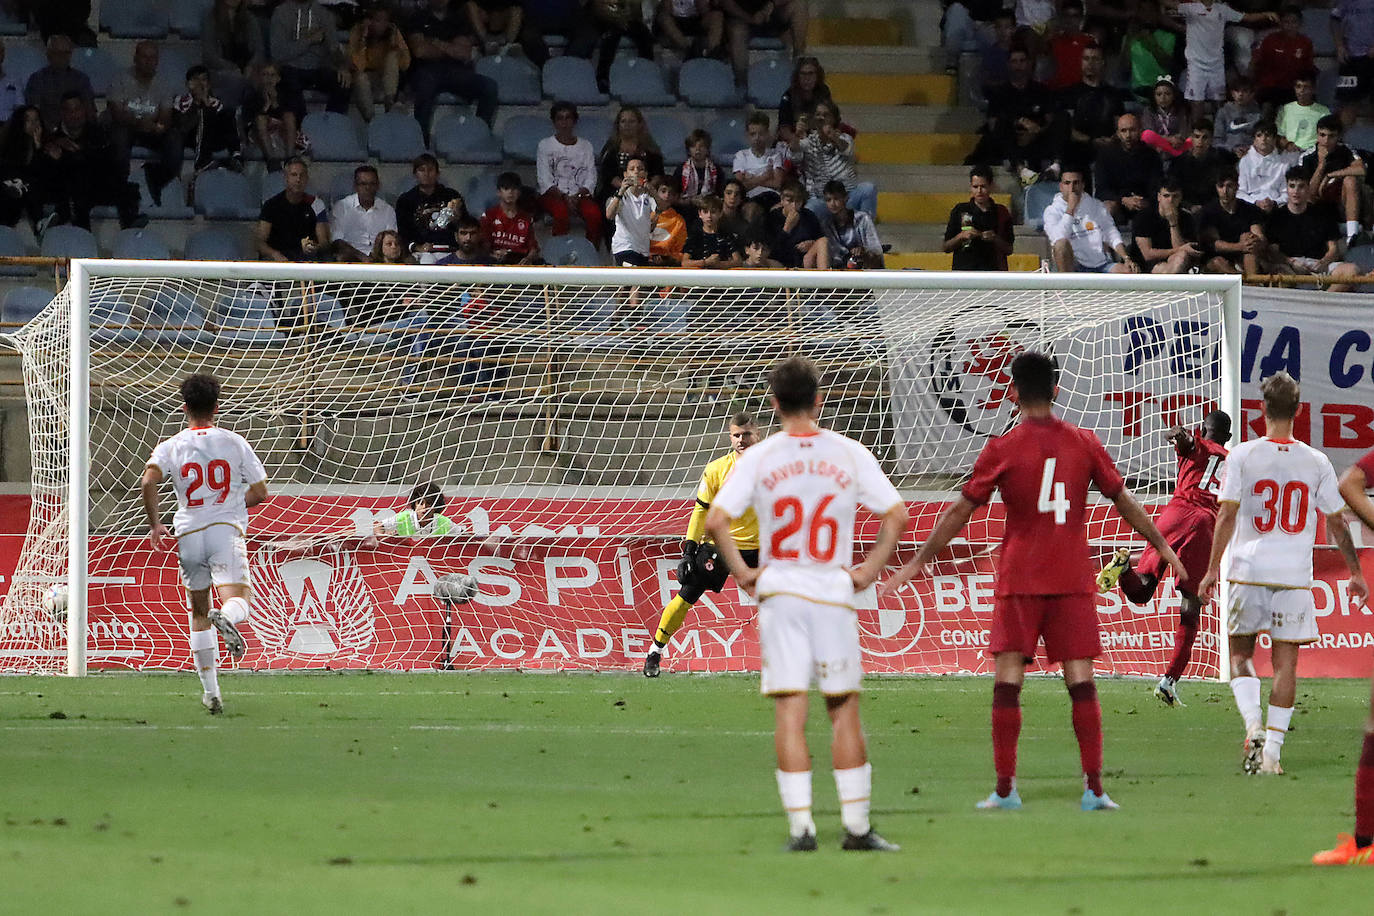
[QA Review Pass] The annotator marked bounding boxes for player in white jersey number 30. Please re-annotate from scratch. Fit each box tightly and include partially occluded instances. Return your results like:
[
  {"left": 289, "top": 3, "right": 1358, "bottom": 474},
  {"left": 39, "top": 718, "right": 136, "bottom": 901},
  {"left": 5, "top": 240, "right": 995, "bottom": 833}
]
[
  {"left": 707, "top": 357, "right": 910, "bottom": 853},
  {"left": 141, "top": 374, "right": 270, "bottom": 715}
]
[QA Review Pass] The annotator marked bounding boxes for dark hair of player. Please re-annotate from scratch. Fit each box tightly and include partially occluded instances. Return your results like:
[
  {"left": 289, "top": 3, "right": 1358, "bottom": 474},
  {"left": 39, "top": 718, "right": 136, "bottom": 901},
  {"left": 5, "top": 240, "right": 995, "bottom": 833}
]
[
  {"left": 1009, "top": 350, "right": 1058, "bottom": 405},
  {"left": 730, "top": 411, "right": 755, "bottom": 428},
  {"left": 1260, "top": 371, "right": 1301, "bottom": 420},
  {"left": 768, "top": 357, "right": 820, "bottom": 415},
  {"left": 408, "top": 480, "right": 447, "bottom": 515},
  {"left": 1203, "top": 410, "right": 1232, "bottom": 444},
  {"left": 181, "top": 373, "right": 220, "bottom": 419}
]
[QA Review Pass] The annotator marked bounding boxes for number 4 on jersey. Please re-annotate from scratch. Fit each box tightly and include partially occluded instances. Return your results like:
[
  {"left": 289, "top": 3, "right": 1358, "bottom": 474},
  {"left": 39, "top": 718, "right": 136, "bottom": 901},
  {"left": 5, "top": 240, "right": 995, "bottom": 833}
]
[{"left": 1038, "top": 458, "right": 1070, "bottom": 524}]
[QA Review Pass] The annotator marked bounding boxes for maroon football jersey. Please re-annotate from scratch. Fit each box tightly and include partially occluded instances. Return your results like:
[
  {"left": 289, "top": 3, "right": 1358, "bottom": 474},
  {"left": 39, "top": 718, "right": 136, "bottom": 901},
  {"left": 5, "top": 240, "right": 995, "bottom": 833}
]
[
  {"left": 481, "top": 205, "right": 536, "bottom": 255},
  {"left": 962, "top": 415, "right": 1125, "bottom": 596},
  {"left": 1358, "top": 447, "right": 1374, "bottom": 483},
  {"left": 1170, "top": 430, "right": 1227, "bottom": 514}
]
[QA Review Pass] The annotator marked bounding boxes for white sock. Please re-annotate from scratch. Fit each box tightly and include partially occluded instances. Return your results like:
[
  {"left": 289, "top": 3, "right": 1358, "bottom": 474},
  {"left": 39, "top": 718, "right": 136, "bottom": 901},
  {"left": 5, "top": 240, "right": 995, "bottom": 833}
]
[
  {"left": 220, "top": 595, "right": 251, "bottom": 625},
  {"left": 1264, "top": 704, "right": 1293, "bottom": 760},
  {"left": 1230, "top": 676, "right": 1262, "bottom": 731},
  {"left": 775, "top": 769, "right": 815, "bottom": 838},
  {"left": 834, "top": 762, "right": 873, "bottom": 836},
  {"left": 1348, "top": 220, "right": 1361, "bottom": 238},
  {"left": 189, "top": 627, "right": 218, "bottom": 698}
]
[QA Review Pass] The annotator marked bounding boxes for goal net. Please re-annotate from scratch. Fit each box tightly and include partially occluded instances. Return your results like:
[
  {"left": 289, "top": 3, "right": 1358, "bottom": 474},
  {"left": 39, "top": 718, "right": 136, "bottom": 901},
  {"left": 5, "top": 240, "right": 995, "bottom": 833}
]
[{"left": 0, "top": 263, "right": 1240, "bottom": 678}]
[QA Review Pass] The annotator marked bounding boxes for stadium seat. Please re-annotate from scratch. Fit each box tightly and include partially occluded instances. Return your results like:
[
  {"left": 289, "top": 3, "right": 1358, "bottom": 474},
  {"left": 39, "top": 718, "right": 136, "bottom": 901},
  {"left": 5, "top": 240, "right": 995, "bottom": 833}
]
[
  {"left": 157, "top": 44, "right": 204, "bottom": 89},
  {"left": 1345, "top": 124, "right": 1374, "bottom": 152},
  {"left": 647, "top": 112, "right": 692, "bottom": 167},
  {"left": 578, "top": 114, "right": 614, "bottom": 157},
  {"left": 542, "top": 56, "right": 608, "bottom": 105},
  {"left": 1303, "top": 6, "right": 1336, "bottom": 58},
  {"left": 705, "top": 115, "right": 748, "bottom": 168},
  {"left": 39, "top": 225, "right": 98, "bottom": 259},
  {"left": 609, "top": 57, "right": 676, "bottom": 107},
  {"left": 170, "top": 0, "right": 214, "bottom": 38},
  {"left": 476, "top": 54, "right": 541, "bottom": 105},
  {"left": 433, "top": 113, "right": 503, "bottom": 164},
  {"left": 112, "top": 228, "right": 172, "bottom": 260},
  {"left": 502, "top": 114, "right": 549, "bottom": 163},
  {"left": 1317, "top": 66, "right": 1338, "bottom": 108},
  {"left": 194, "top": 170, "right": 261, "bottom": 220},
  {"left": 141, "top": 176, "right": 196, "bottom": 220},
  {"left": 0, "top": 5, "right": 26, "bottom": 35},
  {"left": 144, "top": 289, "right": 212, "bottom": 345},
  {"left": 543, "top": 235, "right": 604, "bottom": 266},
  {"left": 184, "top": 226, "right": 250, "bottom": 261},
  {"left": 5, "top": 43, "right": 46, "bottom": 88},
  {"left": 88, "top": 288, "right": 142, "bottom": 344},
  {"left": 1, "top": 285, "right": 51, "bottom": 325},
  {"left": 0, "top": 224, "right": 34, "bottom": 277},
  {"left": 368, "top": 110, "right": 426, "bottom": 162},
  {"left": 301, "top": 112, "right": 367, "bottom": 161},
  {"left": 678, "top": 59, "right": 741, "bottom": 107},
  {"left": 101, "top": 0, "right": 170, "bottom": 38},
  {"left": 73, "top": 46, "right": 118, "bottom": 96},
  {"left": 1022, "top": 180, "right": 1058, "bottom": 231},
  {"left": 463, "top": 170, "right": 502, "bottom": 215},
  {"left": 747, "top": 57, "right": 791, "bottom": 108},
  {"left": 212, "top": 284, "right": 287, "bottom": 346}
]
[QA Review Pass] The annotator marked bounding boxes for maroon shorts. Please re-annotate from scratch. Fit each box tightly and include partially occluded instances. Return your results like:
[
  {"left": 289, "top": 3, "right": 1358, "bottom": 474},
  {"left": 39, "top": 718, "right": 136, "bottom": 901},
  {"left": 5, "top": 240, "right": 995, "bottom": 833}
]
[
  {"left": 989, "top": 593, "right": 1101, "bottom": 664},
  {"left": 1137, "top": 501, "right": 1214, "bottom": 596}
]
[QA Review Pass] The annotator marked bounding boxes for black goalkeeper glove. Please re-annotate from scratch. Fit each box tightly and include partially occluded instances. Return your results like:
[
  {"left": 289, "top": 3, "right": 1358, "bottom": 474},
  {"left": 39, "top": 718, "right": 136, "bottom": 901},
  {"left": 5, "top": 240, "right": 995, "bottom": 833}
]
[{"left": 676, "top": 540, "right": 700, "bottom": 584}]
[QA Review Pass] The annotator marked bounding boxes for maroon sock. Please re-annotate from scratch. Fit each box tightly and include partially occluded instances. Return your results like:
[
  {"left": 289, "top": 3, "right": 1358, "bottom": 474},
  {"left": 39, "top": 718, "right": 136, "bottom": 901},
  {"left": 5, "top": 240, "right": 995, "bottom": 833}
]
[
  {"left": 1068, "top": 681, "right": 1104, "bottom": 796},
  {"left": 1355, "top": 733, "right": 1374, "bottom": 844},
  {"left": 1165, "top": 612, "right": 1200, "bottom": 682},
  {"left": 991, "top": 681, "right": 1022, "bottom": 797}
]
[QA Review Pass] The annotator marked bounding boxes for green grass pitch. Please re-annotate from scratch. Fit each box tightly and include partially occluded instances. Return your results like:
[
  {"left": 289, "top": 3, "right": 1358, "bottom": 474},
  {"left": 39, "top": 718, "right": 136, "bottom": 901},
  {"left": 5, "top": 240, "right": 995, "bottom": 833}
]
[{"left": 0, "top": 672, "right": 1369, "bottom": 914}]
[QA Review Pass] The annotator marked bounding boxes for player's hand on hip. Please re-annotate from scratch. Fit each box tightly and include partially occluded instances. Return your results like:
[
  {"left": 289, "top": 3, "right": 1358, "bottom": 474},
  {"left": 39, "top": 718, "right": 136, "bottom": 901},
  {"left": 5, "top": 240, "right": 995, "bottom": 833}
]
[
  {"left": 848, "top": 565, "right": 877, "bottom": 592},
  {"left": 149, "top": 523, "right": 171, "bottom": 551}
]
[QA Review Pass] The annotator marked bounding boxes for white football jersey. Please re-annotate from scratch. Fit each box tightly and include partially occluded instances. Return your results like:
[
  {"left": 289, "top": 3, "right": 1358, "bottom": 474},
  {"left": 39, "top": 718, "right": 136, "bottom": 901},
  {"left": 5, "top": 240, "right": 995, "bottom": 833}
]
[
  {"left": 713, "top": 428, "right": 902, "bottom": 607},
  {"left": 148, "top": 426, "right": 268, "bottom": 537},
  {"left": 1218, "top": 436, "right": 1343, "bottom": 588}
]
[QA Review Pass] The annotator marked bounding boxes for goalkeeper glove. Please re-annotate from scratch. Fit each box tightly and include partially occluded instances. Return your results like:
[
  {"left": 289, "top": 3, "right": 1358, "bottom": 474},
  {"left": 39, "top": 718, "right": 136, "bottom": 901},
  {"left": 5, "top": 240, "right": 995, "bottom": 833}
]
[{"left": 676, "top": 540, "right": 699, "bottom": 584}]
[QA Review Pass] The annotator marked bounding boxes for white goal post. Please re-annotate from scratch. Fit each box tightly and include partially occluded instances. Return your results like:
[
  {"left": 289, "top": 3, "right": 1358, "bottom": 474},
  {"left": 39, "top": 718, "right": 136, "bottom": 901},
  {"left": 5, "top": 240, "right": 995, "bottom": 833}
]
[{"left": 8, "top": 262, "right": 1241, "bottom": 678}]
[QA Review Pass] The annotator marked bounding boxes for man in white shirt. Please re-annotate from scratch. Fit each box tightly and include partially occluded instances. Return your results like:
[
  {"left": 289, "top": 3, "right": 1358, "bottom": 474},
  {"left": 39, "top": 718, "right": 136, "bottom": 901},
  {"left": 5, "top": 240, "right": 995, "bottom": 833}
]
[
  {"left": 1043, "top": 169, "right": 1139, "bottom": 273},
  {"left": 707, "top": 357, "right": 909, "bottom": 852},
  {"left": 330, "top": 164, "right": 397, "bottom": 260},
  {"left": 1238, "top": 120, "right": 1297, "bottom": 213},
  {"left": 1198, "top": 371, "right": 1368, "bottom": 775}
]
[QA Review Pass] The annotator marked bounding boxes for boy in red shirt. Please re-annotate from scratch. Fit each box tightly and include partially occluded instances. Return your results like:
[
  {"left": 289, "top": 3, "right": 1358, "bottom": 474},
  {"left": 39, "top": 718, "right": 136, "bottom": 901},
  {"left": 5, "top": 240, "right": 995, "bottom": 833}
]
[
  {"left": 1253, "top": 5, "right": 1313, "bottom": 108},
  {"left": 481, "top": 171, "right": 541, "bottom": 265}
]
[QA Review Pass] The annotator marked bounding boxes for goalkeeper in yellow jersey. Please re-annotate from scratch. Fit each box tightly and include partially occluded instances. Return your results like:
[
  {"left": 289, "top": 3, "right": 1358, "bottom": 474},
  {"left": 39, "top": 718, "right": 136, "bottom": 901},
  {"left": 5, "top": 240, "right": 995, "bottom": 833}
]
[{"left": 644, "top": 412, "right": 760, "bottom": 677}]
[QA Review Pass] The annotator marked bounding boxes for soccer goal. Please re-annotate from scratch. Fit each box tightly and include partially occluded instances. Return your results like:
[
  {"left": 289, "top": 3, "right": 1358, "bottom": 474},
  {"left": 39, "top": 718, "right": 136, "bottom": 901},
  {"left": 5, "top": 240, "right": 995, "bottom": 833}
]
[{"left": 0, "top": 262, "right": 1241, "bottom": 678}]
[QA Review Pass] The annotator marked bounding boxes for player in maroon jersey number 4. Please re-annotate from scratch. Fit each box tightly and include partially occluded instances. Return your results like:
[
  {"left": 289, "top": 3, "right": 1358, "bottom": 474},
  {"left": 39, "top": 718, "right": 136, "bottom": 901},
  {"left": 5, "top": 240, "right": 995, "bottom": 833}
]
[
  {"left": 882, "top": 351, "right": 1186, "bottom": 812},
  {"left": 1096, "top": 411, "right": 1232, "bottom": 707}
]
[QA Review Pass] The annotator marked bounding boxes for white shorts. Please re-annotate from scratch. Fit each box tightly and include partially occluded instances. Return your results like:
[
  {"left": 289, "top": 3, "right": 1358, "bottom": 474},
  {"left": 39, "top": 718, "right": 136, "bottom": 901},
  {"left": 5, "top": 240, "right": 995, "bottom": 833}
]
[
  {"left": 177, "top": 524, "right": 251, "bottom": 592},
  {"left": 1184, "top": 63, "right": 1227, "bottom": 102},
  {"left": 757, "top": 593, "right": 863, "bottom": 696},
  {"left": 1226, "top": 583, "right": 1317, "bottom": 643}
]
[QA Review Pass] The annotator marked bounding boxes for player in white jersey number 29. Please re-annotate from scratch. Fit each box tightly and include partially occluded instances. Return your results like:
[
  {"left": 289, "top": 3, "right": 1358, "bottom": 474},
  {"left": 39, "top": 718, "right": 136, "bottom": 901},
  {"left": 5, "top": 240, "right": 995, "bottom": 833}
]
[
  {"left": 707, "top": 357, "right": 910, "bottom": 853},
  {"left": 140, "top": 374, "right": 270, "bottom": 715}
]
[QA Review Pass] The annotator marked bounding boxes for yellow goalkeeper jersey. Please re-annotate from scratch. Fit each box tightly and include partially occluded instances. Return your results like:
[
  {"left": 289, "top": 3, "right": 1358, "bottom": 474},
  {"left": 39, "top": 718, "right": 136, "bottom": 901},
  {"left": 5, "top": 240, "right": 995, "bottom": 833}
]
[{"left": 685, "top": 450, "right": 760, "bottom": 549}]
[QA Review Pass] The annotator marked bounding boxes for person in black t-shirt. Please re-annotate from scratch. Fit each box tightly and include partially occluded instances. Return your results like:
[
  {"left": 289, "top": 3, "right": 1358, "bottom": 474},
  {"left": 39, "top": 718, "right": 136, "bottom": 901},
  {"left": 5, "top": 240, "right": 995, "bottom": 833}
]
[
  {"left": 1198, "top": 167, "right": 1265, "bottom": 274},
  {"left": 256, "top": 157, "right": 329, "bottom": 261},
  {"left": 967, "top": 47, "right": 1055, "bottom": 169},
  {"left": 1093, "top": 113, "right": 1162, "bottom": 226},
  {"left": 1296, "top": 115, "right": 1366, "bottom": 245},
  {"left": 682, "top": 195, "right": 742, "bottom": 268},
  {"left": 406, "top": 0, "right": 499, "bottom": 143},
  {"left": 1168, "top": 120, "right": 1232, "bottom": 212},
  {"left": 1131, "top": 180, "right": 1202, "bottom": 273},
  {"left": 944, "top": 165, "right": 1014, "bottom": 270},
  {"left": 766, "top": 182, "right": 827, "bottom": 269},
  {"left": 1265, "top": 166, "right": 1358, "bottom": 292},
  {"left": 395, "top": 153, "right": 467, "bottom": 260},
  {"left": 1058, "top": 44, "right": 1128, "bottom": 162}
]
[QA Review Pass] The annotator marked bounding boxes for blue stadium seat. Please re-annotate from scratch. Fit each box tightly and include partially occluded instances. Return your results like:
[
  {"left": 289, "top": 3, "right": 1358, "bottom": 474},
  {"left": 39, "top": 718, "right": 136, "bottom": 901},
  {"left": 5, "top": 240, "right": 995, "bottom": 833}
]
[
  {"left": 543, "top": 235, "right": 604, "bottom": 266},
  {"left": 39, "top": 225, "right": 98, "bottom": 259},
  {"left": 301, "top": 112, "right": 367, "bottom": 161},
  {"left": 578, "top": 114, "right": 613, "bottom": 156},
  {"left": 747, "top": 57, "right": 791, "bottom": 108},
  {"left": 463, "top": 170, "right": 503, "bottom": 215},
  {"left": 1317, "top": 65, "right": 1338, "bottom": 108},
  {"left": 1022, "top": 180, "right": 1058, "bottom": 231},
  {"left": 141, "top": 175, "right": 196, "bottom": 220},
  {"left": 73, "top": 46, "right": 118, "bottom": 96},
  {"left": 609, "top": 57, "right": 676, "bottom": 106},
  {"left": 1, "top": 286, "right": 51, "bottom": 325},
  {"left": 194, "top": 170, "right": 261, "bottom": 220},
  {"left": 88, "top": 288, "right": 142, "bottom": 344},
  {"left": 101, "top": 0, "right": 170, "bottom": 38},
  {"left": 1345, "top": 125, "right": 1374, "bottom": 152},
  {"left": 157, "top": 44, "right": 203, "bottom": 88},
  {"left": 433, "top": 113, "right": 502, "bottom": 164},
  {"left": 678, "top": 59, "right": 741, "bottom": 107},
  {"left": 184, "top": 226, "right": 250, "bottom": 261},
  {"left": 212, "top": 285, "right": 287, "bottom": 346},
  {"left": 6, "top": 44, "right": 46, "bottom": 88},
  {"left": 542, "top": 56, "right": 608, "bottom": 105},
  {"left": 647, "top": 112, "right": 692, "bottom": 167},
  {"left": 502, "top": 114, "right": 549, "bottom": 163},
  {"left": 144, "top": 289, "right": 212, "bottom": 345},
  {"left": 112, "top": 228, "right": 172, "bottom": 260},
  {"left": 368, "top": 110, "right": 426, "bottom": 162},
  {"left": 476, "top": 54, "right": 541, "bottom": 105},
  {"left": 170, "top": 0, "right": 214, "bottom": 38},
  {"left": 1303, "top": 6, "right": 1336, "bottom": 58},
  {"left": 705, "top": 115, "right": 748, "bottom": 168},
  {"left": 0, "top": 224, "right": 34, "bottom": 276}
]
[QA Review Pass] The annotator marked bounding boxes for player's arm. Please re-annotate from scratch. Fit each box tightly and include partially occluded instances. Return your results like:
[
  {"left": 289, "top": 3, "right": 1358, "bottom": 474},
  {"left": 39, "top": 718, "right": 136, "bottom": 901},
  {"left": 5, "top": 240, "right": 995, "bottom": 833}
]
[
  {"left": 1166, "top": 425, "right": 1193, "bottom": 455},
  {"left": 140, "top": 464, "right": 171, "bottom": 551},
  {"left": 705, "top": 506, "right": 754, "bottom": 595},
  {"left": 1340, "top": 463, "right": 1374, "bottom": 532},
  {"left": 879, "top": 496, "right": 976, "bottom": 596},
  {"left": 1326, "top": 510, "right": 1369, "bottom": 606},
  {"left": 245, "top": 480, "right": 269, "bottom": 509},
  {"left": 850, "top": 500, "right": 910, "bottom": 591},
  {"left": 1113, "top": 488, "right": 1188, "bottom": 580},
  {"left": 1197, "top": 499, "right": 1239, "bottom": 599}
]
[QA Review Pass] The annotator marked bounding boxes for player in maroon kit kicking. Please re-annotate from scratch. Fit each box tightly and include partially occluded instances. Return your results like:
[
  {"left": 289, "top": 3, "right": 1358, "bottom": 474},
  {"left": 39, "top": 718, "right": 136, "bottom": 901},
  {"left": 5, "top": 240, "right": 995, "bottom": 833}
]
[
  {"left": 883, "top": 351, "right": 1185, "bottom": 812},
  {"left": 1096, "top": 411, "right": 1231, "bottom": 707},
  {"left": 1314, "top": 447, "right": 1374, "bottom": 865}
]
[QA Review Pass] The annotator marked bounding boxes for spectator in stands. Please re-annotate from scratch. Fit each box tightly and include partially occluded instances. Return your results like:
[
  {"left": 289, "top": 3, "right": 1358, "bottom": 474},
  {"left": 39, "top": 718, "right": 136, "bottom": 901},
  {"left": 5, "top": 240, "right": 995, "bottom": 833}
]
[
  {"left": 154, "top": 66, "right": 244, "bottom": 207},
  {"left": 1265, "top": 165, "right": 1359, "bottom": 292},
  {"left": 1170, "top": 119, "right": 1230, "bottom": 210},
  {"left": 481, "top": 171, "right": 540, "bottom": 265},
  {"left": 1214, "top": 78, "right": 1261, "bottom": 155},
  {"left": 106, "top": 41, "right": 177, "bottom": 189},
  {"left": 1199, "top": 165, "right": 1265, "bottom": 274},
  {"left": 467, "top": 0, "right": 523, "bottom": 56},
  {"left": 975, "top": 10, "right": 1017, "bottom": 92},
  {"left": 681, "top": 193, "right": 742, "bottom": 268},
  {"left": 590, "top": 0, "right": 655, "bottom": 95},
  {"left": 597, "top": 106, "right": 664, "bottom": 204},
  {"left": 244, "top": 62, "right": 304, "bottom": 173},
  {"left": 777, "top": 56, "right": 832, "bottom": 145},
  {"left": 0, "top": 106, "right": 48, "bottom": 230},
  {"left": 1093, "top": 113, "right": 1162, "bottom": 225},
  {"left": 537, "top": 101, "right": 602, "bottom": 246},
  {"left": 1121, "top": 0, "right": 1179, "bottom": 103},
  {"left": 349, "top": 4, "right": 411, "bottom": 121},
  {"left": 519, "top": 0, "right": 599, "bottom": 68},
  {"left": 1251, "top": 5, "right": 1312, "bottom": 110},
  {"left": 607, "top": 156, "right": 655, "bottom": 266},
  {"left": 941, "top": 0, "right": 993, "bottom": 75},
  {"left": 397, "top": 153, "right": 467, "bottom": 260},
  {"left": 330, "top": 164, "right": 397, "bottom": 261},
  {"left": 678, "top": 128, "right": 720, "bottom": 201},
  {"left": 257, "top": 157, "right": 330, "bottom": 261},
  {"left": 967, "top": 46, "right": 1053, "bottom": 171},
  {"left": 657, "top": 0, "right": 725, "bottom": 60},
  {"left": 741, "top": 232, "right": 782, "bottom": 267},
  {"left": 766, "top": 181, "right": 827, "bottom": 269},
  {"left": 719, "top": 177, "right": 752, "bottom": 238},
  {"left": 1044, "top": 168, "right": 1138, "bottom": 272},
  {"left": 0, "top": 45, "right": 22, "bottom": 125},
  {"left": 1297, "top": 115, "right": 1366, "bottom": 246},
  {"left": 1046, "top": 0, "right": 1094, "bottom": 91},
  {"left": 41, "top": 91, "right": 146, "bottom": 231},
  {"left": 1276, "top": 73, "right": 1327, "bottom": 153},
  {"left": 437, "top": 214, "right": 491, "bottom": 265},
  {"left": 406, "top": 0, "right": 500, "bottom": 143},
  {"left": 1131, "top": 178, "right": 1202, "bottom": 272},
  {"left": 25, "top": 35, "right": 94, "bottom": 132},
  {"left": 820, "top": 179, "right": 883, "bottom": 269},
  {"left": 271, "top": 0, "right": 352, "bottom": 120},
  {"left": 1059, "top": 43, "right": 1127, "bottom": 160},
  {"left": 648, "top": 176, "right": 687, "bottom": 265},
  {"left": 34, "top": 0, "right": 96, "bottom": 47},
  {"left": 733, "top": 111, "right": 784, "bottom": 223},
  {"left": 1170, "top": 0, "right": 1276, "bottom": 120},
  {"left": 1332, "top": 0, "right": 1374, "bottom": 127},
  {"left": 1141, "top": 76, "right": 1192, "bottom": 158},
  {"left": 1238, "top": 120, "right": 1296, "bottom": 212},
  {"left": 203, "top": 0, "right": 265, "bottom": 107},
  {"left": 789, "top": 101, "right": 877, "bottom": 219},
  {"left": 1014, "top": 0, "right": 1054, "bottom": 36},
  {"left": 370, "top": 229, "right": 416, "bottom": 264},
  {"left": 943, "top": 164, "right": 1013, "bottom": 270},
  {"left": 723, "top": 0, "right": 808, "bottom": 89}
]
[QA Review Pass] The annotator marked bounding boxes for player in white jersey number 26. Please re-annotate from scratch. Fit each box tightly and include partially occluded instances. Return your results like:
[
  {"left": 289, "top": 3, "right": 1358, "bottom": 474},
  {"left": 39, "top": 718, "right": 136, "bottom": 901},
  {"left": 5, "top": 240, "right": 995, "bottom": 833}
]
[
  {"left": 140, "top": 374, "right": 270, "bottom": 715},
  {"left": 706, "top": 357, "right": 910, "bottom": 853}
]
